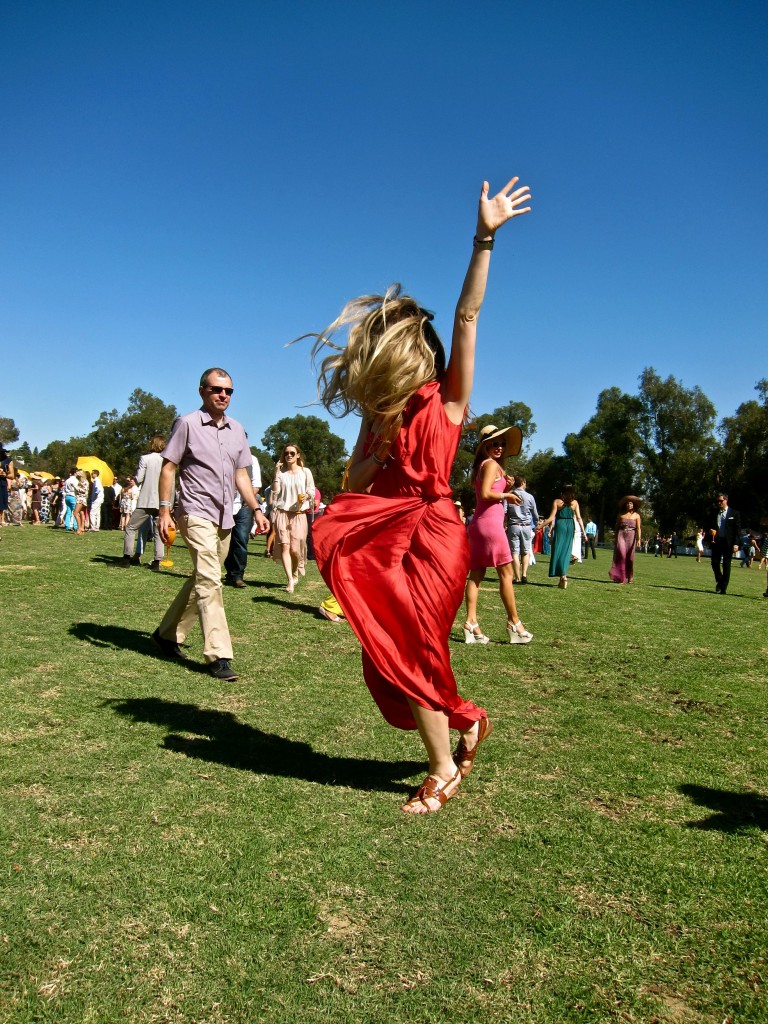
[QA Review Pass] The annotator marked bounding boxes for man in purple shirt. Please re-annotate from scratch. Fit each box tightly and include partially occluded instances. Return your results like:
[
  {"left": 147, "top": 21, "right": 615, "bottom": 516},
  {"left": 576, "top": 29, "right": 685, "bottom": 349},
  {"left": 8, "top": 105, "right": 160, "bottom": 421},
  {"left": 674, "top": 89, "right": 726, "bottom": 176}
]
[{"left": 152, "top": 367, "right": 269, "bottom": 680}]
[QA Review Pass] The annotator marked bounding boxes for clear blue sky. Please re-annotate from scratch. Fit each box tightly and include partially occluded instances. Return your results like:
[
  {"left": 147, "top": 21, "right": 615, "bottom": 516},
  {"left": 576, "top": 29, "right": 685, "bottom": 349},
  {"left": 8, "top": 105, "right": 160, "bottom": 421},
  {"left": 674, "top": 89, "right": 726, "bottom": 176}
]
[{"left": 2, "top": 0, "right": 766, "bottom": 461}]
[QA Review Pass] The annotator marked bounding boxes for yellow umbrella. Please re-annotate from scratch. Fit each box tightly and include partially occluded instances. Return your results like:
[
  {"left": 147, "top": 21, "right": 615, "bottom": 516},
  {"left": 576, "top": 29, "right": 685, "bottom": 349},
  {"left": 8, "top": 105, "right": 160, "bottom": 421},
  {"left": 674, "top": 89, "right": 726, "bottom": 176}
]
[
  {"left": 76, "top": 456, "right": 114, "bottom": 486},
  {"left": 32, "top": 471, "right": 54, "bottom": 480},
  {"left": 16, "top": 469, "right": 30, "bottom": 478}
]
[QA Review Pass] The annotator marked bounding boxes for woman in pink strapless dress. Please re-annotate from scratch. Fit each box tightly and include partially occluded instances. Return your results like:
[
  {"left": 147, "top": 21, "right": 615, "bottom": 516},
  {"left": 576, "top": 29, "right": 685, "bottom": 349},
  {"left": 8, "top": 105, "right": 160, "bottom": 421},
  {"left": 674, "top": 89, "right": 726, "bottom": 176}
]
[{"left": 464, "top": 425, "right": 533, "bottom": 646}]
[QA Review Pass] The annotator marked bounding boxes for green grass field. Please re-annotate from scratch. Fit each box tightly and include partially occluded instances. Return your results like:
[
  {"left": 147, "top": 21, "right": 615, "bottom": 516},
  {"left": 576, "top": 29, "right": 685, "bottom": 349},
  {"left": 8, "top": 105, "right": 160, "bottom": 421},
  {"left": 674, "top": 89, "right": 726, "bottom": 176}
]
[{"left": 1, "top": 525, "right": 766, "bottom": 1023}]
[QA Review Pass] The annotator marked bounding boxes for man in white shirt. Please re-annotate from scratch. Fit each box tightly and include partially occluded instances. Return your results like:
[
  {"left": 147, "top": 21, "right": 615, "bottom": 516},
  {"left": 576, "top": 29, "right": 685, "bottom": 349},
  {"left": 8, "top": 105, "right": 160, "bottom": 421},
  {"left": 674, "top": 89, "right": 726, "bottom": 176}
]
[
  {"left": 584, "top": 516, "right": 598, "bottom": 559},
  {"left": 89, "top": 470, "right": 104, "bottom": 530},
  {"left": 224, "top": 445, "right": 262, "bottom": 588}
]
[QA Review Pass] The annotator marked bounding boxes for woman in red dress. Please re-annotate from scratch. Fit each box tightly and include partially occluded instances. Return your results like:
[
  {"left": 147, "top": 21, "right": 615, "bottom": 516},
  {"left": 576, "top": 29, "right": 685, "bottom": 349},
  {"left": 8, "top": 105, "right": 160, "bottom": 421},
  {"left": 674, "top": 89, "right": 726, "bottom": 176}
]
[{"left": 312, "top": 177, "right": 532, "bottom": 813}]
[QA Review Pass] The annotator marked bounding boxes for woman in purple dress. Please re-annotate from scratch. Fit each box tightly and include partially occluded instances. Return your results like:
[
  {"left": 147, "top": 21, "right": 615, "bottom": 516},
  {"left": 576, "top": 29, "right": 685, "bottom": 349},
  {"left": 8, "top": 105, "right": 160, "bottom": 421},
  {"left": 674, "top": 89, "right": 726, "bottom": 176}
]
[
  {"left": 464, "top": 424, "right": 532, "bottom": 644},
  {"left": 609, "top": 496, "right": 642, "bottom": 583}
]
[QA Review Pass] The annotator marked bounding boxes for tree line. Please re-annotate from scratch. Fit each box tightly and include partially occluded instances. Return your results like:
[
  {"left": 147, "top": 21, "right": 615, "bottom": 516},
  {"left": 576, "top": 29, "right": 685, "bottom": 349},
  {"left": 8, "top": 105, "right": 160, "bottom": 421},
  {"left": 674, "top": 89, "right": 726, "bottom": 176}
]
[
  {"left": 451, "top": 369, "right": 767, "bottom": 536},
  {"left": 2, "top": 367, "right": 766, "bottom": 534}
]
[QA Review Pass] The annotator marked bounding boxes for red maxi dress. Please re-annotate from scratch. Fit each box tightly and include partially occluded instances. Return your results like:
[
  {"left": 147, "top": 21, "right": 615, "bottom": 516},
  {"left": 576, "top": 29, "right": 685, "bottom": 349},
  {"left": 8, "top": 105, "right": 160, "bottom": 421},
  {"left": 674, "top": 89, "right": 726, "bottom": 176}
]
[{"left": 313, "top": 380, "right": 487, "bottom": 732}]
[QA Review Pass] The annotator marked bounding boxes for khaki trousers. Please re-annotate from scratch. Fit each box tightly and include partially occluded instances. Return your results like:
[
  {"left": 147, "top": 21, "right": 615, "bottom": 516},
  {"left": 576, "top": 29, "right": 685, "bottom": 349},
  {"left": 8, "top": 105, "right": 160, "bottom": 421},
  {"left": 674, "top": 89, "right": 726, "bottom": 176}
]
[{"left": 157, "top": 514, "right": 233, "bottom": 662}]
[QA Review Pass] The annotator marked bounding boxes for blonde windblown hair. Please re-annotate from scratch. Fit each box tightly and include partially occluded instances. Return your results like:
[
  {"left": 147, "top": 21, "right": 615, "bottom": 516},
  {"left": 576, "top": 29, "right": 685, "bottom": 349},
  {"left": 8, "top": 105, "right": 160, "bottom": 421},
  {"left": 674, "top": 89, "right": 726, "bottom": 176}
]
[{"left": 309, "top": 284, "right": 446, "bottom": 448}]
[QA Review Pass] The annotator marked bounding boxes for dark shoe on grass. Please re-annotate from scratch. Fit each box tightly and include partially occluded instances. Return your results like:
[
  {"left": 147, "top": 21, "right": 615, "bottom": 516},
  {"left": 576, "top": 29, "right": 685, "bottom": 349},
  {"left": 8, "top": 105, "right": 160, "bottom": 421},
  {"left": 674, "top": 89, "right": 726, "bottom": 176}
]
[
  {"left": 130, "top": 555, "right": 141, "bottom": 566},
  {"left": 151, "top": 629, "right": 187, "bottom": 660},
  {"left": 208, "top": 658, "right": 238, "bottom": 681},
  {"left": 149, "top": 560, "right": 160, "bottom": 572}
]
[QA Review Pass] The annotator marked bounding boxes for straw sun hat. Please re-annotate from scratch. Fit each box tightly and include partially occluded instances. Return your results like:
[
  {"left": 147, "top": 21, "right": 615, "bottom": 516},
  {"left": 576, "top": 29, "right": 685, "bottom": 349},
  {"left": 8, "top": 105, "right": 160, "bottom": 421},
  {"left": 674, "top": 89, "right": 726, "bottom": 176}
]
[
  {"left": 618, "top": 494, "right": 642, "bottom": 509},
  {"left": 477, "top": 423, "right": 523, "bottom": 459}
]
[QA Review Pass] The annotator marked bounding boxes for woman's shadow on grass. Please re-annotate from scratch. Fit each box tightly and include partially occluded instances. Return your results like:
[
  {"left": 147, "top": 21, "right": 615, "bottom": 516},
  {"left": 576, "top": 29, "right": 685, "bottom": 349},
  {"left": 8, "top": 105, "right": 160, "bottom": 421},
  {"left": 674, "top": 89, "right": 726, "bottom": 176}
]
[
  {"left": 106, "top": 696, "right": 422, "bottom": 795},
  {"left": 679, "top": 783, "right": 768, "bottom": 832}
]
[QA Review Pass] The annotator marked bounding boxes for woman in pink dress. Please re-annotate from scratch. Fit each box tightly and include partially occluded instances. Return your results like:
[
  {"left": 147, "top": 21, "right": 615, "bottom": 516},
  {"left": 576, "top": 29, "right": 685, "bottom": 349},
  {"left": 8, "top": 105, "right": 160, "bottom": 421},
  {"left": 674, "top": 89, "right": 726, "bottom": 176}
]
[
  {"left": 464, "top": 425, "right": 533, "bottom": 644},
  {"left": 609, "top": 496, "right": 642, "bottom": 583},
  {"left": 312, "top": 176, "right": 532, "bottom": 814}
]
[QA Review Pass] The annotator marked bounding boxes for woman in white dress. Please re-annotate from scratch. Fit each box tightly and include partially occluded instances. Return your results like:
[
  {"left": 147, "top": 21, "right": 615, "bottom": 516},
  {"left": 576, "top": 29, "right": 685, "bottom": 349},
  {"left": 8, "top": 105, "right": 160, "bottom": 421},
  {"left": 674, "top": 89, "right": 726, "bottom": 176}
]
[
  {"left": 695, "top": 528, "right": 705, "bottom": 563},
  {"left": 270, "top": 443, "right": 315, "bottom": 593}
]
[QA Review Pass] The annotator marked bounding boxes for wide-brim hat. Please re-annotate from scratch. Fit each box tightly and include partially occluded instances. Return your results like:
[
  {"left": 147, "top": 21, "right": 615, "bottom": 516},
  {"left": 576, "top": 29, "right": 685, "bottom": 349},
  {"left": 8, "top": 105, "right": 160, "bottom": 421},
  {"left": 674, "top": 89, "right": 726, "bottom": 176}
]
[
  {"left": 477, "top": 423, "right": 523, "bottom": 459},
  {"left": 618, "top": 494, "right": 642, "bottom": 509}
]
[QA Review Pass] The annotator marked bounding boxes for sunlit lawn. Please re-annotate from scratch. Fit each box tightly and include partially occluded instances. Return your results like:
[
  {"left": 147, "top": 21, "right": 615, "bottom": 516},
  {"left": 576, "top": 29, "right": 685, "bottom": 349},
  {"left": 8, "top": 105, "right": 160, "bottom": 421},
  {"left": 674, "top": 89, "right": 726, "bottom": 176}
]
[{"left": 1, "top": 525, "right": 766, "bottom": 1023}]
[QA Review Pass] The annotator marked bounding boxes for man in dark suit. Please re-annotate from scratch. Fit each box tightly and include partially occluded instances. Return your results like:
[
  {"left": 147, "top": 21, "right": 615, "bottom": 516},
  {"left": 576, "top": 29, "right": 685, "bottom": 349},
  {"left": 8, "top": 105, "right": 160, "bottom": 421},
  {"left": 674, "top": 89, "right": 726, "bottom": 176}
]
[{"left": 707, "top": 492, "right": 741, "bottom": 594}]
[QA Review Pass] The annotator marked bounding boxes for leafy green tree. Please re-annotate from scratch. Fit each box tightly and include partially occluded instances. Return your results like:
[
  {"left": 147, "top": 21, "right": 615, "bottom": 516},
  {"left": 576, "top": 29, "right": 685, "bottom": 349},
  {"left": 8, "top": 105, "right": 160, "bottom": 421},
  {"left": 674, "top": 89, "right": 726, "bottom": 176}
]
[
  {"left": 11, "top": 440, "right": 33, "bottom": 467},
  {"left": 715, "top": 379, "right": 768, "bottom": 525},
  {"left": 250, "top": 446, "right": 275, "bottom": 494},
  {"left": 562, "top": 387, "right": 643, "bottom": 534},
  {"left": 519, "top": 448, "right": 569, "bottom": 516},
  {"left": 636, "top": 368, "right": 718, "bottom": 533},
  {"left": 36, "top": 390, "right": 177, "bottom": 479},
  {"left": 86, "top": 389, "right": 178, "bottom": 478},
  {"left": 460, "top": 401, "right": 536, "bottom": 456},
  {"left": 0, "top": 416, "right": 19, "bottom": 445},
  {"left": 37, "top": 438, "right": 89, "bottom": 476},
  {"left": 261, "top": 414, "right": 348, "bottom": 499}
]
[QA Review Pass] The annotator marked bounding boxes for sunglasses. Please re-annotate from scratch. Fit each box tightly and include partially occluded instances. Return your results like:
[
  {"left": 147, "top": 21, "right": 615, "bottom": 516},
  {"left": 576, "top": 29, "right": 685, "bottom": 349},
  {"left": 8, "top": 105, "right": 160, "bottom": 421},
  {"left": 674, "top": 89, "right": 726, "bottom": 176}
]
[
  {"left": 206, "top": 386, "right": 233, "bottom": 395},
  {"left": 284, "top": 450, "right": 297, "bottom": 456}
]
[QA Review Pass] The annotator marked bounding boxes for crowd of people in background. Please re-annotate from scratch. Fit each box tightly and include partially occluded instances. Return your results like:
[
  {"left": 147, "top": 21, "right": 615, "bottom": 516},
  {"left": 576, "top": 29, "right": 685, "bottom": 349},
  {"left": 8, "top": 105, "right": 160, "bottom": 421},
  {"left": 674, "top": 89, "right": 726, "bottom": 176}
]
[
  {"left": 3, "top": 447, "right": 767, "bottom": 586},
  {"left": 3, "top": 445, "right": 767, "bottom": 586}
]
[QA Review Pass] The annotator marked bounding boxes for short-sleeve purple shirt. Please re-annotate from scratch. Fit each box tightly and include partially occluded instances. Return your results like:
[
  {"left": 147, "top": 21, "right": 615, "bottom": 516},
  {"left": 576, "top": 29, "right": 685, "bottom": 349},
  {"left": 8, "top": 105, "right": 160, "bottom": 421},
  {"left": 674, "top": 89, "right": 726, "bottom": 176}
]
[{"left": 163, "top": 408, "right": 252, "bottom": 530}]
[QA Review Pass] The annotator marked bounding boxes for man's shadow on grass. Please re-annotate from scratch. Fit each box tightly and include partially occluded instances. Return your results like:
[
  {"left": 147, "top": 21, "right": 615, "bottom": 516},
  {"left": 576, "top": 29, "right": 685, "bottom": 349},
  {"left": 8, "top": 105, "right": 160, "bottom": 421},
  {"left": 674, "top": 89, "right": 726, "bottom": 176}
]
[
  {"left": 679, "top": 784, "right": 768, "bottom": 832},
  {"left": 69, "top": 622, "right": 208, "bottom": 671},
  {"left": 106, "top": 696, "right": 421, "bottom": 795}
]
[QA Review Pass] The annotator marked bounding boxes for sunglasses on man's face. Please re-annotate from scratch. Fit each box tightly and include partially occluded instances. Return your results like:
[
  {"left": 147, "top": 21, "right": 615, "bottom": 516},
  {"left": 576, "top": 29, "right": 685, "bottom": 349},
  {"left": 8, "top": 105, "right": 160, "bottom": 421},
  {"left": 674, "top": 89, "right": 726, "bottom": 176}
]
[{"left": 206, "top": 386, "right": 233, "bottom": 395}]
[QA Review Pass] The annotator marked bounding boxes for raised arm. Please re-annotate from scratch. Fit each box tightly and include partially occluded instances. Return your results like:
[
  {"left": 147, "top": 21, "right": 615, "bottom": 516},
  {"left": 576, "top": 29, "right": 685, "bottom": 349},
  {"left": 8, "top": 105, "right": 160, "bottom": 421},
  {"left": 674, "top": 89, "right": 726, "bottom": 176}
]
[{"left": 442, "top": 177, "right": 532, "bottom": 424}]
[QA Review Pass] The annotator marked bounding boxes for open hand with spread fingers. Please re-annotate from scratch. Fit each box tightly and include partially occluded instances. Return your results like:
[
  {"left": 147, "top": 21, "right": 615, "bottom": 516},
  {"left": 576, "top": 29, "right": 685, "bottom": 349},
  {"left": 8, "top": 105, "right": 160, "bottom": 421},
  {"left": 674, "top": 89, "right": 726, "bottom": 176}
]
[{"left": 477, "top": 177, "right": 532, "bottom": 238}]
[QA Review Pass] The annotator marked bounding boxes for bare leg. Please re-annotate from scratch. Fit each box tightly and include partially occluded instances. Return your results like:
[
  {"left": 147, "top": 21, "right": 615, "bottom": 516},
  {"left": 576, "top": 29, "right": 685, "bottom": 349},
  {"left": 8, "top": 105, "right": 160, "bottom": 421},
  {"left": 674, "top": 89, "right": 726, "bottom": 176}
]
[
  {"left": 497, "top": 562, "right": 521, "bottom": 623},
  {"left": 521, "top": 552, "right": 530, "bottom": 578},
  {"left": 280, "top": 542, "right": 295, "bottom": 590},
  {"left": 511, "top": 553, "right": 522, "bottom": 581},
  {"left": 289, "top": 537, "right": 302, "bottom": 578},
  {"left": 403, "top": 699, "right": 462, "bottom": 814},
  {"left": 464, "top": 568, "right": 486, "bottom": 624}
]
